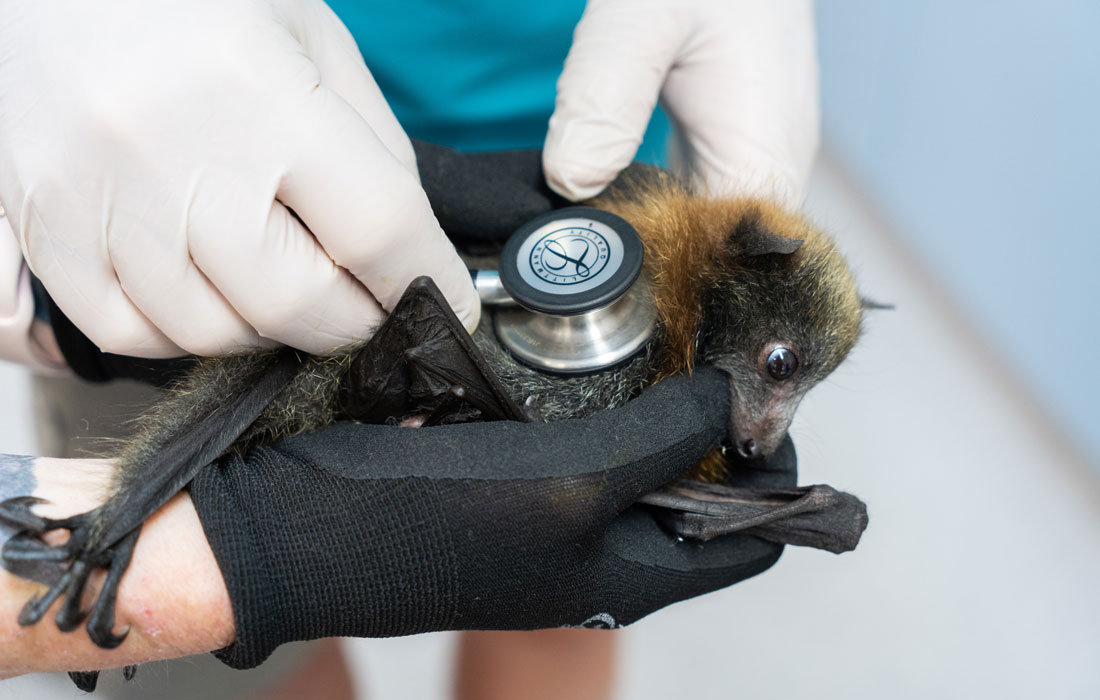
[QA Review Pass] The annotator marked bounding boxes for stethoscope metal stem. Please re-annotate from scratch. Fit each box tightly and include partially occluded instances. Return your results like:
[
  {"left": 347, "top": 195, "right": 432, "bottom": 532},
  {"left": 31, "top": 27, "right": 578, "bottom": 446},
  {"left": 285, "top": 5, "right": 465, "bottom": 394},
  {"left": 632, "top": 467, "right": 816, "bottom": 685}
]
[
  {"left": 470, "top": 269, "right": 517, "bottom": 307},
  {"left": 472, "top": 269, "right": 657, "bottom": 374}
]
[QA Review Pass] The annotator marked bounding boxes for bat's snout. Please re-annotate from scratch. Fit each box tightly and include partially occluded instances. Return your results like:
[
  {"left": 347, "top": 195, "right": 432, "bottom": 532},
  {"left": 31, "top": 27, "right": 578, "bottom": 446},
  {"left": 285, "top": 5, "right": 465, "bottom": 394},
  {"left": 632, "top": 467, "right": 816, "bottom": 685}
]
[
  {"left": 730, "top": 425, "right": 784, "bottom": 461},
  {"left": 725, "top": 374, "right": 801, "bottom": 462},
  {"left": 734, "top": 437, "right": 763, "bottom": 460}
]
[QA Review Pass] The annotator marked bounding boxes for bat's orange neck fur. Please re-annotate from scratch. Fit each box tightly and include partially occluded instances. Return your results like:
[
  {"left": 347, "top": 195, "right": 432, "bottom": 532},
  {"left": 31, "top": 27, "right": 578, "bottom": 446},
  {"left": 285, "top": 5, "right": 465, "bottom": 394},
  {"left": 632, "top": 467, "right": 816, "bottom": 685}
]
[{"left": 591, "top": 178, "right": 820, "bottom": 380}]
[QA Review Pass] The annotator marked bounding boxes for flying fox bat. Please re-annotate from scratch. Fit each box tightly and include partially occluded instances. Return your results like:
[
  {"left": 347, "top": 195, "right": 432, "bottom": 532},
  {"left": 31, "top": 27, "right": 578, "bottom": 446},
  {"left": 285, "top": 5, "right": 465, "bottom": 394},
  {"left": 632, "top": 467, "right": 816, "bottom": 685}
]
[{"left": 1, "top": 155, "right": 869, "bottom": 691}]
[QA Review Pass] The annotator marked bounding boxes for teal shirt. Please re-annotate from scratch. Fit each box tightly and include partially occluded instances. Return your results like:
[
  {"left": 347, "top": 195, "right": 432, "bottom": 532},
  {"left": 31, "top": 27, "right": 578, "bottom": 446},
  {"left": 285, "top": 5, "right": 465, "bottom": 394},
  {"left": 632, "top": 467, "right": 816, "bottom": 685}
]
[{"left": 326, "top": 0, "right": 669, "bottom": 163}]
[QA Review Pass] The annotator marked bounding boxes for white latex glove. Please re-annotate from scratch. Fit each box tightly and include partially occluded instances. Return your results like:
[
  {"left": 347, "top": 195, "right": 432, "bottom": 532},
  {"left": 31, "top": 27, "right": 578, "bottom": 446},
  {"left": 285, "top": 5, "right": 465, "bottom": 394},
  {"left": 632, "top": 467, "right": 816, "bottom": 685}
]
[
  {"left": 544, "top": 0, "right": 820, "bottom": 208},
  {"left": 0, "top": 0, "right": 479, "bottom": 358}
]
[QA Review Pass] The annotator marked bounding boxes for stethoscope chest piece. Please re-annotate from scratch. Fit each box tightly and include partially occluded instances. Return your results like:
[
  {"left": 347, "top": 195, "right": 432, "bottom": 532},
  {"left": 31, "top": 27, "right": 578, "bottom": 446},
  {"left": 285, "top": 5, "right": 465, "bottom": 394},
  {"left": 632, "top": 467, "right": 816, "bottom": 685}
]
[{"left": 473, "top": 207, "right": 656, "bottom": 374}]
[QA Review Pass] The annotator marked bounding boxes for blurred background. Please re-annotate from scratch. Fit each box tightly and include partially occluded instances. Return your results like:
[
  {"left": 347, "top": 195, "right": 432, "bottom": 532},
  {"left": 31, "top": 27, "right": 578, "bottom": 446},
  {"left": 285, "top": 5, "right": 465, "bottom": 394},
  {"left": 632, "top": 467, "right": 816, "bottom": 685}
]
[
  {"left": 818, "top": 2, "right": 1100, "bottom": 470},
  {"left": 2, "top": 2, "right": 1098, "bottom": 699}
]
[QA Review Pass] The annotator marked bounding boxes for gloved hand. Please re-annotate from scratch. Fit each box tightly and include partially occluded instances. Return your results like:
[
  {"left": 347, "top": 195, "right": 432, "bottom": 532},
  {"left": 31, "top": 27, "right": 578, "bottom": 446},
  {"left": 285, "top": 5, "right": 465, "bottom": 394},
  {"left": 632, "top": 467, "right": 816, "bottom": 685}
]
[
  {"left": 0, "top": 0, "right": 478, "bottom": 358},
  {"left": 35, "top": 141, "right": 562, "bottom": 384},
  {"left": 544, "top": 0, "right": 819, "bottom": 207},
  {"left": 189, "top": 366, "right": 793, "bottom": 668}
]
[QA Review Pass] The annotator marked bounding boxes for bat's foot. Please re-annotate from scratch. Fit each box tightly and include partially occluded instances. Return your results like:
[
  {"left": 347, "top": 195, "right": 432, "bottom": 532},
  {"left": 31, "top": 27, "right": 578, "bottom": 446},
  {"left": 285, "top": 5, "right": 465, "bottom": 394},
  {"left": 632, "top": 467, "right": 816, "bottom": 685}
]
[{"left": 0, "top": 497, "right": 140, "bottom": 650}]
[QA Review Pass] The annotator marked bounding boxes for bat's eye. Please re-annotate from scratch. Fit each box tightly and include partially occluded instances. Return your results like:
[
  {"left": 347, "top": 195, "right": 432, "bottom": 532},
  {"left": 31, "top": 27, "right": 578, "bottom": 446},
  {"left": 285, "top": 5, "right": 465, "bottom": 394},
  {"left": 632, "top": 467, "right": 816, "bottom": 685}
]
[{"left": 766, "top": 347, "right": 798, "bottom": 380}]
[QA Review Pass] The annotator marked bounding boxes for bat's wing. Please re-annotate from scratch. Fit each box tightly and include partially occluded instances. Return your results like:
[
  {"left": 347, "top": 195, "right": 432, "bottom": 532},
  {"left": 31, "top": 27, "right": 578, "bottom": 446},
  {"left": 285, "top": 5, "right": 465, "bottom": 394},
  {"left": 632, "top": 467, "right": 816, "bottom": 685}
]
[
  {"left": 637, "top": 479, "right": 869, "bottom": 553},
  {"left": 340, "top": 276, "right": 536, "bottom": 426}
]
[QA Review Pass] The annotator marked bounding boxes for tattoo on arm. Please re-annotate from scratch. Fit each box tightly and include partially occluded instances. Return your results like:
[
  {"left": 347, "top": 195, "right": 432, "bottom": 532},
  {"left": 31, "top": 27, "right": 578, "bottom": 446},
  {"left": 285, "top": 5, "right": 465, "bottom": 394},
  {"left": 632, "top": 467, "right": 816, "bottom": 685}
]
[
  {"left": 0, "top": 454, "right": 35, "bottom": 500},
  {"left": 0, "top": 453, "right": 36, "bottom": 546}
]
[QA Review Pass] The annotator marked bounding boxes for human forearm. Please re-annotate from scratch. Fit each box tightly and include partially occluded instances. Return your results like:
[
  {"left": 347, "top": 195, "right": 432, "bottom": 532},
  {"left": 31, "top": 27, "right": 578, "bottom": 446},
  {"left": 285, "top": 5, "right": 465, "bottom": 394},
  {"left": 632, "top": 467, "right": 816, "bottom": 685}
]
[{"left": 0, "top": 455, "right": 233, "bottom": 678}]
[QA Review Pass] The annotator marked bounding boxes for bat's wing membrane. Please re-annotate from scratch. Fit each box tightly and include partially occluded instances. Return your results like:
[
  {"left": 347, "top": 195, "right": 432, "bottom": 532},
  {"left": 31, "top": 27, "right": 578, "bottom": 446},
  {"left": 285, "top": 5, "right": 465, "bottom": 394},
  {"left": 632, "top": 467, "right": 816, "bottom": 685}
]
[
  {"left": 341, "top": 276, "right": 532, "bottom": 425},
  {"left": 638, "top": 479, "right": 869, "bottom": 553}
]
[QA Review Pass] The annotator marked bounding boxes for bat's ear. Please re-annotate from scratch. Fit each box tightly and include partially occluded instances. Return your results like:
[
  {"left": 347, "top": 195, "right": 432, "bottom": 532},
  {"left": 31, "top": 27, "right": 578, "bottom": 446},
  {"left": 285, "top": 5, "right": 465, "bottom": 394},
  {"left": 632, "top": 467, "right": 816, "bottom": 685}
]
[
  {"left": 729, "top": 216, "right": 803, "bottom": 258},
  {"left": 861, "top": 297, "right": 895, "bottom": 310}
]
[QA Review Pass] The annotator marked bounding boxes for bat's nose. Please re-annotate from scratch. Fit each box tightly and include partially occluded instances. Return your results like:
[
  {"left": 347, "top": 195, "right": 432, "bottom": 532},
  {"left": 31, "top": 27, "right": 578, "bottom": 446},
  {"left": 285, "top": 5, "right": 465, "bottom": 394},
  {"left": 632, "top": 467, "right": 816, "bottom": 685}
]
[{"left": 736, "top": 438, "right": 760, "bottom": 459}]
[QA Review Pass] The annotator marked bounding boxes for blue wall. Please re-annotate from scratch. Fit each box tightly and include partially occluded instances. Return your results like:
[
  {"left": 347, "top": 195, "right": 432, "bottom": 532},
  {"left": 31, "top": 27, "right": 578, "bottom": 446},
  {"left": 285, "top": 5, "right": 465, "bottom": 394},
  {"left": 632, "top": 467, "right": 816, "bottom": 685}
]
[{"left": 817, "top": 2, "right": 1100, "bottom": 466}]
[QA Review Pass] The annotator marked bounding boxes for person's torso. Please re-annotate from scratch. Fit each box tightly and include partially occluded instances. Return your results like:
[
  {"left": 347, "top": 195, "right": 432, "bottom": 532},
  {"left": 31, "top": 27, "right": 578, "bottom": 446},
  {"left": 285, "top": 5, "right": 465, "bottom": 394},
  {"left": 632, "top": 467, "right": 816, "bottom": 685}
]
[{"left": 327, "top": 0, "right": 669, "bottom": 161}]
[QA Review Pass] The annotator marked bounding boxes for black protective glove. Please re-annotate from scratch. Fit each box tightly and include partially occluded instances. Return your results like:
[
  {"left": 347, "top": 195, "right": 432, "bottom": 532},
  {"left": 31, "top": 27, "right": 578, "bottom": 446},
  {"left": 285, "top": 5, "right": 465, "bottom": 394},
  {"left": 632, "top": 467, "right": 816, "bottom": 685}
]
[{"left": 190, "top": 366, "right": 795, "bottom": 669}]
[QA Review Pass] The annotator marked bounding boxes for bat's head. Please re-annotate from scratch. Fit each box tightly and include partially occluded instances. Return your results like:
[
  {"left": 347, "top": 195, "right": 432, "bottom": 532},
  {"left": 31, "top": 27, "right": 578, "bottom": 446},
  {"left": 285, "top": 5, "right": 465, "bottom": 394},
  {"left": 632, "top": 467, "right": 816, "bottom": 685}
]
[
  {"left": 589, "top": 177, "right": 866, "bottom": 460},
  {"left": 696, "top": 206, "right": 864, "bottom": 459}
]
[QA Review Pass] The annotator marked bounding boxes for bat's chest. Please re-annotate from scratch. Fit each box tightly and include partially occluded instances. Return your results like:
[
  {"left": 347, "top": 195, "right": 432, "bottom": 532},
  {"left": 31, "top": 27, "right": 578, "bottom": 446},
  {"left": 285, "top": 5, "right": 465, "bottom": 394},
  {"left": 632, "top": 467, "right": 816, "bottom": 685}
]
[{"left": 470, "top": 315, "right": 660, "bottom": 423}]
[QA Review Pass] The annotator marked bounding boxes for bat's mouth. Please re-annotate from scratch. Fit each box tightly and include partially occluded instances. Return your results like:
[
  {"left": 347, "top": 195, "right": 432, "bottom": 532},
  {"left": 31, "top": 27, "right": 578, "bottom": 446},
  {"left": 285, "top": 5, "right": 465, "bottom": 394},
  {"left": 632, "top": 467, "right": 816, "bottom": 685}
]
[{"left": 399, "top": 415, "right": 428, "bottom": 429}]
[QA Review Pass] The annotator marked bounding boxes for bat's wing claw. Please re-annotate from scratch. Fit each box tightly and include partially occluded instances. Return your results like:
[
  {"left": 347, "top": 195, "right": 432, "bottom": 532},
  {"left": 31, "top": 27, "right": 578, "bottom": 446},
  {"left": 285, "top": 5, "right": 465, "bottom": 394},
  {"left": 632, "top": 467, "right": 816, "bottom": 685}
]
[
  {"left": 68, "top": 671, "right": 100, "bottom": 693},
  {"left": 64, "top": 663, "right": 135, "bottom": 692},
  {"left": 64, "top": 661, "right": 136, "bottom": 692}
]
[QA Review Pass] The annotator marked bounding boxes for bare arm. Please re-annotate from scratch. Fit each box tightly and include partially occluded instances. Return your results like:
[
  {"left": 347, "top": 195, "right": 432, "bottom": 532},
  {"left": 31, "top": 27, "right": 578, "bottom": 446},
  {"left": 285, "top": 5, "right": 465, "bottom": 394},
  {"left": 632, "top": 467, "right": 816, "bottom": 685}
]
[{"left": 0, "top": 454, "right": 234, "bottom": 678}]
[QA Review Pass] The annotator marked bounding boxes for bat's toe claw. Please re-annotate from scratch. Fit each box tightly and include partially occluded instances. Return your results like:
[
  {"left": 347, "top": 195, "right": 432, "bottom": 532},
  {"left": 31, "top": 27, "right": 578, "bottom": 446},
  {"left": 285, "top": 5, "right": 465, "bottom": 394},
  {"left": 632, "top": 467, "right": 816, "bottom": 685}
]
[
  {"left": 17, "top": 570, "right": 70, "bottom": 626},
  {"left": 55, "top": 603, "right": 90, "bottom": 632},
  {"left": 4, "top": 514, "right": 140, "bottom": 653},
  {"left": 55, "top": 560, "right": 93, "bottom": 631},
  {"left": 0, "top": 496, "right": 51, "bottom": 532},
  {"left": 83, "top": 529, "right": 140, "bottom": 650},
  {"left": 2, "top": 531, "right": 72, "bottom": 563},
  {"left": 87, "top": 619, "right": 130, "bottom": 650}
]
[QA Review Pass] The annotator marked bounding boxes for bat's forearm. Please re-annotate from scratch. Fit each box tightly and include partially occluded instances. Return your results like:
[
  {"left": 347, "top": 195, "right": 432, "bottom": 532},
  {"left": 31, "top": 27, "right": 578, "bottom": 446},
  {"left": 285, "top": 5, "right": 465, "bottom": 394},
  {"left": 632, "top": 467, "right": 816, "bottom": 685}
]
[{"left": 0, "top": 455, "right": 233, "bottom": 678}]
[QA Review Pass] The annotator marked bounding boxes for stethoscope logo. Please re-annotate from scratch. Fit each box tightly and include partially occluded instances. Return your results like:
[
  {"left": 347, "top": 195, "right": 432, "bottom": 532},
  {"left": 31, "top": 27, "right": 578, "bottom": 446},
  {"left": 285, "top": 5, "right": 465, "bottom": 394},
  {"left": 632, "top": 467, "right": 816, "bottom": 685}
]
[{"left": 529, "top": 225, "right": 611, "bottom": 286}]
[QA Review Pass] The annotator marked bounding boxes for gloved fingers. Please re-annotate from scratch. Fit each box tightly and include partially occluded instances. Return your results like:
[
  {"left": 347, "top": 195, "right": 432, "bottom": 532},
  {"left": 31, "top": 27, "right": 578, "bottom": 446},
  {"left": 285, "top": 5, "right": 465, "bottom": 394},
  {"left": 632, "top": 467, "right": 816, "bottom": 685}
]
[
  {"left": 543, "top": 0, "right": 690, "bottom": 201},
  {"left": 593, "top": 506, "right": 784, "bottom": 624},
  {"left": 275, "top": 366, "right": 729, "bottom": 512},
  {"left": 278, "top": 0, "right": 419, "bottom": 177},
  {"left": 16, "top": 191, "right": 184, "bottom": 358},
  {"left": 273, "top": 84, "right": 481, "bottom": 334},
  {"left": 105, "top": 207, "right": 272, "bottom": 357},
  {"left": 661, "top": 0, "right": 819, "bottom": 206},
  {"left": 187, "top": 182, "right": 385, "bottom": 355},
  {"left": 586, "top": 367, "right": 732, "bottom": 511}
]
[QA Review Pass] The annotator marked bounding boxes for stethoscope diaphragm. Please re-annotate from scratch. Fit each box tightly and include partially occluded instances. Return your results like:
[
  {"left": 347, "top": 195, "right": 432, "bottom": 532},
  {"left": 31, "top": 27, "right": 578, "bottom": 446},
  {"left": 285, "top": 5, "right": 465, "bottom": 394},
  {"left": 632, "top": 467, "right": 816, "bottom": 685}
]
[{"left": 471, "top": 207, "right": 656, "bottom": 374}]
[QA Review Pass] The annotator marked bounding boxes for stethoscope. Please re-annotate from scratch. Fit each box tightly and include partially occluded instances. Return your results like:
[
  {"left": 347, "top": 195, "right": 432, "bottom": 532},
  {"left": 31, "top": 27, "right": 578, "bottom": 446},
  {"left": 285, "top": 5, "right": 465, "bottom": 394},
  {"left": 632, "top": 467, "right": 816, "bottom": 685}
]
[{"left": 470, "top": 207, "right": 657, "bottom": 374}]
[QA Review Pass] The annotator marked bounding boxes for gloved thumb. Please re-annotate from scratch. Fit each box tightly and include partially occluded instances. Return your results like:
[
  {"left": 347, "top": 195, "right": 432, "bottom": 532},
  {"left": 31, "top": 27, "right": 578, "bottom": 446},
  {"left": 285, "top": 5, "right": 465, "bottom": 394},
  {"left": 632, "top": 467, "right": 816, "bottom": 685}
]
[
  {"left": 584, "top": 506, "right": 784, "bottom": 628},
  {"left": 590, "top": 366, "right": 731, "bottom": 512},
  {"left": 543, "top": 0, "right": 689, "bottom": 201}
]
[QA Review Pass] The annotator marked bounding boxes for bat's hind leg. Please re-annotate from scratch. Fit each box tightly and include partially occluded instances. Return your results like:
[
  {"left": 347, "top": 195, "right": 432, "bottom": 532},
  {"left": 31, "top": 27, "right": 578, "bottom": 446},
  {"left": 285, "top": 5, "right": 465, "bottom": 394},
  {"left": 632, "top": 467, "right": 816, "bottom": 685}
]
[{"left": 0, "top": 496, "right": 140, "bottom": 649}]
